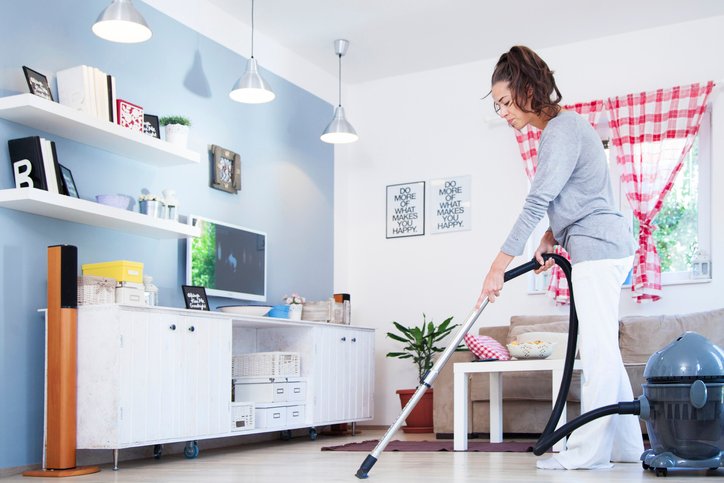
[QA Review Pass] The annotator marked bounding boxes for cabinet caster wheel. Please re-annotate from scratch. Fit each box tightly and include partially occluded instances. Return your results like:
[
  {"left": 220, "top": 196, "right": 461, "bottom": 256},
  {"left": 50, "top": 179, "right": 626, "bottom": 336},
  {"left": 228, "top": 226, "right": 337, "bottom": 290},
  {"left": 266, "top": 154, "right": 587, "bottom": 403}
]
[
  {"left": 654, "top": 468, "right": 668, "bottom": 477},
  {"left": 153, "top": 444, "right": 163, "bottom": 459},
  {"left": 280, "top": 430, "right": 292, "bottom": 441},
  {"left": 184, "top": 441, "right": 199, "bottom": 459},
  {"left": 308, "top": 428, "right": 318, "bottom": 441}
]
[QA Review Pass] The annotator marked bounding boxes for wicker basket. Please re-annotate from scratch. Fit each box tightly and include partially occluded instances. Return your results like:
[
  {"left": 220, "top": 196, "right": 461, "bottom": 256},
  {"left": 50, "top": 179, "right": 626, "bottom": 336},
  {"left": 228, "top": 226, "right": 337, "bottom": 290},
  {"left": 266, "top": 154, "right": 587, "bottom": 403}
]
[
  {"left": 77, "top": 275, "right": 116, "bottom": 305},
  {"left": 232, "top": 352, "right": 301, "bottom": 378}
]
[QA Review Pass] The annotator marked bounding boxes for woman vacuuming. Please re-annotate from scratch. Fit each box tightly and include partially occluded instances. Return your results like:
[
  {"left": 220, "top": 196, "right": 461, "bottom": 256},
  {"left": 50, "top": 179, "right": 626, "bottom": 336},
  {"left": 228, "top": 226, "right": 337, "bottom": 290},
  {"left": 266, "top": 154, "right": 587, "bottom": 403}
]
[{"left": 478, "top": 45, "right": 644, "bottom": 470}]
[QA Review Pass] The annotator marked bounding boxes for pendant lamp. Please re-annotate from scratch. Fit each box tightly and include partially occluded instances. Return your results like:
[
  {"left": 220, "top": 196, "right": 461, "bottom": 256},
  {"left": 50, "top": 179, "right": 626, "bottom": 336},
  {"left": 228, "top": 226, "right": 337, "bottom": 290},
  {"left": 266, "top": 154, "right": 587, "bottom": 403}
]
[
  {"left": 92, "top": 0, "right": 152, "bottom": 44},
  {"left": 321, "top": 39, "right": 358, "bottom": 144},
  {"left": 230, "top": 0, "right": 275, "bottom": 104}
]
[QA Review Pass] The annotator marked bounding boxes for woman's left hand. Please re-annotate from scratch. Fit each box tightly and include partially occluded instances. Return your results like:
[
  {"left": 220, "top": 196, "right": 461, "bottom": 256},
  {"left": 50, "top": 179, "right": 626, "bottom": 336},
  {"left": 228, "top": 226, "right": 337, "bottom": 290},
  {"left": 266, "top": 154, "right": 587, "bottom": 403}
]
[{"left": 534, "top": 230, "right": 557, "bottom": 274}]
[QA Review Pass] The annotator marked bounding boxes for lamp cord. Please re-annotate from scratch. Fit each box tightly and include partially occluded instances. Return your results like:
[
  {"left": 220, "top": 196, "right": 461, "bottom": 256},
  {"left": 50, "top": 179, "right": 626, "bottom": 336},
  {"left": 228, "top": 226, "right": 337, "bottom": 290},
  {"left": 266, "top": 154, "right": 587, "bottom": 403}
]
[
  {"left": 250, "top": 0, "right": 255, "bottom": 58},
  {"left": 338, "top": 54, "right": 342, "bottom": 107}
]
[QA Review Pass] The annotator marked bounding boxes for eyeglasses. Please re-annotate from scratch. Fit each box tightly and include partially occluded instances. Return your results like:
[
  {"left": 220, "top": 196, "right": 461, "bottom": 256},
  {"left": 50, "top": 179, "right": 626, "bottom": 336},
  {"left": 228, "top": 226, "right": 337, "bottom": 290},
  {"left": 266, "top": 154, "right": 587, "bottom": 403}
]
[{"left": 493, "top": 97, "right": 513, "bottom": 117}]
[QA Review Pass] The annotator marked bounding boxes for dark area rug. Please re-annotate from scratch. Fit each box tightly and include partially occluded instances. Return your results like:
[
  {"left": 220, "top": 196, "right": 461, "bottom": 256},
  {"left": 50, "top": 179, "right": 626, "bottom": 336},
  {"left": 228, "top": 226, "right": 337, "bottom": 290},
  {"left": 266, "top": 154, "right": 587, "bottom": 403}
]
[{"left": 321, "top": 439, "right": 539, "bottom": 452}]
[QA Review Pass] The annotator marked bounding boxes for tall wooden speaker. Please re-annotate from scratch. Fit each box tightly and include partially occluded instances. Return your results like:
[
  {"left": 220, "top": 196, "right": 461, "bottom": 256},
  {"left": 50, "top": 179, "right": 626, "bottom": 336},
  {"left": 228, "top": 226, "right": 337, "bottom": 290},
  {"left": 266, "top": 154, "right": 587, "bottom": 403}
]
[{"left": 24, "top": 245, "right": 100, "bottom": 477}]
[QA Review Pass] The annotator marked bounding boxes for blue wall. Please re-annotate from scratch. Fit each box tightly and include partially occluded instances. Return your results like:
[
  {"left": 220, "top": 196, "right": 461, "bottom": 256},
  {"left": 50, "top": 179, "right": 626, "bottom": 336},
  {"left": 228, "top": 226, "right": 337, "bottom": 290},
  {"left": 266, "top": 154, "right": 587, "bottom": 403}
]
[{"left": 0, "top": 0, "right": 334, "bottom": 470}]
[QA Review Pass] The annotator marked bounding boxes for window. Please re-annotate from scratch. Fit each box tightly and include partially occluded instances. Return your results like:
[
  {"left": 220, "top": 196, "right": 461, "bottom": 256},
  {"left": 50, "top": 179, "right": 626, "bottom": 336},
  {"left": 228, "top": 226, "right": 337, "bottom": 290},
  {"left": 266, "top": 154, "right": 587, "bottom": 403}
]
[{"left": 527, "top": 105, "right": 712, "bottom": 292}]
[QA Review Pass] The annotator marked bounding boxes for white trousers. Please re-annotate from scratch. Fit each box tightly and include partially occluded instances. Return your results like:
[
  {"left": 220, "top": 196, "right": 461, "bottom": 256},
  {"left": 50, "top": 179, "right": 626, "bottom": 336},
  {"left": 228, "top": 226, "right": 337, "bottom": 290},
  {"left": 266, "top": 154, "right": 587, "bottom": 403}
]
[{"left": 553, "top": 256, "right": 644, "bottom": 469}]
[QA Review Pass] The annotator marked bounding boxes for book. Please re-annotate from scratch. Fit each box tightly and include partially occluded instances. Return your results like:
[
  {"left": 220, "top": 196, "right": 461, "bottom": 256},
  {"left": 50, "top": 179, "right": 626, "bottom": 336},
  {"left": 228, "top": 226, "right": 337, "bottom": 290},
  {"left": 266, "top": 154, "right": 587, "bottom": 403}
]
[
  {"left": 50, "top": 140, "right": 66, "bottom": 195},
  {"left": 116, "top": 99, "right": 143, "bottom": 132},
  {"left": 39, "top": 138, "right": 59, "bottom": 194},
  {"left": 107, "top": 74, "right": 116, "bottom": 123},
  {"left": 56, "top": 65, "right": 94, "bottom": 116},
  {"left": 7, "top": 136, "right": 48, "bottom": 190},
  {"left": 94, "top": 67, "right": 108, "bottom": 122}
]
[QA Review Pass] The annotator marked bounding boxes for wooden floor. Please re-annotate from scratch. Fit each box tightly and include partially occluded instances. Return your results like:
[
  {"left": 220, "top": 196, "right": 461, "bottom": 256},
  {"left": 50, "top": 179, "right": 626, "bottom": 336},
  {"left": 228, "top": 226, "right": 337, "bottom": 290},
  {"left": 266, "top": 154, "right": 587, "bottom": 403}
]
[{"left": 1, "top": 430, "right": 718, "bottom": 482}]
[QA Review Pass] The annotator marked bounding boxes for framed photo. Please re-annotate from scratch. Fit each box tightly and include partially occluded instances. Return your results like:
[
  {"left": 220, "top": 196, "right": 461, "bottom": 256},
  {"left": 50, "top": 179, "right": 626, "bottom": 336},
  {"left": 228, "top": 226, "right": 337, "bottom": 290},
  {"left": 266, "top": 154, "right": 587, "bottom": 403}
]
[
  {"left": 143, "top": 114, "right": 160, "bottom": 138},
  {"left": 58, "top": 164, "right": 79, "bottom": 198},
  {"left": 386, "top": 181, "right": 425, "bottom": 238},
  {"left": 22, "top": 66, "right": 54, "bottom": 102},
  {"left": 182, "top": 285, "right": 210, "bottom": 311},
  {"left": 209, "top": 144, "right": 241, "bottom": 194}
]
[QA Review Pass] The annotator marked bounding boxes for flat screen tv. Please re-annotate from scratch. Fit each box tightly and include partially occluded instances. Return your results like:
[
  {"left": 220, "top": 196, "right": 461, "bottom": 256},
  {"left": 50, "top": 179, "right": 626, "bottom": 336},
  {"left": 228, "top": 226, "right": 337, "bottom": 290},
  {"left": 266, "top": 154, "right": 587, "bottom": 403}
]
[{"left": 186, "top": 215, "right": 267, "bottom": 301}]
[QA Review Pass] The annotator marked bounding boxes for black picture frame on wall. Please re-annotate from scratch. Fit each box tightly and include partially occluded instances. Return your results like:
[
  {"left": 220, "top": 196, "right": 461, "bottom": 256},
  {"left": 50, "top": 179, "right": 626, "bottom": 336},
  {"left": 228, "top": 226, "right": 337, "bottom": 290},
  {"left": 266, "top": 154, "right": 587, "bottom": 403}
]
[
  {"left": 143, "top": 114, "right": 161, "bottom": 139},
  {"left": 385, "top": 181, "right": 425, "bottom": 238},
  {"left": 209, "top": 144, "right": 241, "bottom": 194},
  {"left": 182, "top": 285, "right": 210, "bottom": 311},
  {"left": 58, "top": 164, "right": 79, "bottom": 198},
  {"left": 22, "top": 66, "right": 54, "bottom": 102}
]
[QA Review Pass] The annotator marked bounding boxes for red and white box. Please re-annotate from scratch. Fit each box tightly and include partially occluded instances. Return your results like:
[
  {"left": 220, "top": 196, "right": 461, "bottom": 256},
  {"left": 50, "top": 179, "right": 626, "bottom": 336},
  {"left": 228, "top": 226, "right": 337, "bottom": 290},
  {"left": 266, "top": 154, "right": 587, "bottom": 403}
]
[{"left": 116, "top": 99, "right": 143, "bottom": 132}]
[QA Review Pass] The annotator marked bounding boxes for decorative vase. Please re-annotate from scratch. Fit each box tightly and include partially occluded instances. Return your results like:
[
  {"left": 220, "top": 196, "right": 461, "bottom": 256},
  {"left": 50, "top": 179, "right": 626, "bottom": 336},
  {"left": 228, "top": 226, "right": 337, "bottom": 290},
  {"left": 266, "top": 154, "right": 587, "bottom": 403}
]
[
  {"left": 396, "top": 388, "right": 434, "bottom": 433},
  {"left": 164, "top": 124, "right": 189, "bottom": 147},
  {"left": 288, "top": 303, "right": 303, "bottom": 320}
]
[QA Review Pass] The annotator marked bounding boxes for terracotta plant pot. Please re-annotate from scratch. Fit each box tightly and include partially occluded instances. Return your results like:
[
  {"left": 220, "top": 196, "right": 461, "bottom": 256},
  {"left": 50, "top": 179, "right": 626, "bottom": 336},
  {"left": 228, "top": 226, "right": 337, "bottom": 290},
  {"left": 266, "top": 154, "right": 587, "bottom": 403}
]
[{"left": 396, "top": 388, "right": 433, "bottom": 433}]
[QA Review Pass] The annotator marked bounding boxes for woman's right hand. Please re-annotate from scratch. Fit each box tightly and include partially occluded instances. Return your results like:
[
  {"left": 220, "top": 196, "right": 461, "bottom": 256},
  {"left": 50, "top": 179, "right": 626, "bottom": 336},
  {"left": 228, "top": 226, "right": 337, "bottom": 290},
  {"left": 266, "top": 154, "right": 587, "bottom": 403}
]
[{"left": 476, "top": 252, "right": 514, "bottom": 306}]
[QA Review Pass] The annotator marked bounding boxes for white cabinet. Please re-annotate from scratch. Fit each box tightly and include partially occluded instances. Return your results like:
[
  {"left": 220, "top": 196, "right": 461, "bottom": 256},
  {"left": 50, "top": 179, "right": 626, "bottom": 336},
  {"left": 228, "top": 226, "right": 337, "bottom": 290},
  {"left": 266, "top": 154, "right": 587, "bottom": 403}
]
[
  {"left": 74, "top": 305, "right": 375, "bottom": 459},
  {"left": 312, "top": 327, "right": 375, "bottom": 424},
  {"left": 76, "top": 305, "right": 231, "bottom": 449}
]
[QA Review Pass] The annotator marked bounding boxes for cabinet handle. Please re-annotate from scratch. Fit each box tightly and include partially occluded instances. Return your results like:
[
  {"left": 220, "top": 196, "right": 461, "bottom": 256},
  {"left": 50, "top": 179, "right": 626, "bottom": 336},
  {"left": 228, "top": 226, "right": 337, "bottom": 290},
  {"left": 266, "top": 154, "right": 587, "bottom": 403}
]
[
  {"left": 188, "top": 326, "right": 195, "bottom": 332},
  {"left": 341, "top": 336, "right": 346, "bottom": 342},
  {"left": 352, "top": 337, "right": 357, "bottom": 342},
  {"left": 169, "top": 324, "right": 176, "bottom": 331}
]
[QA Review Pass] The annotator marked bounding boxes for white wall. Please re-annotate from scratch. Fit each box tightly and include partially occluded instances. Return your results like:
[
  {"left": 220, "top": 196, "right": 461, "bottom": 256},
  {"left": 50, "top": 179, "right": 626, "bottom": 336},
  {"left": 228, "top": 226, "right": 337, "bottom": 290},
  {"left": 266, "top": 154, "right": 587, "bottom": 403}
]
[{"left": 335, "top": 16, "right": 724, "bottom": 425}]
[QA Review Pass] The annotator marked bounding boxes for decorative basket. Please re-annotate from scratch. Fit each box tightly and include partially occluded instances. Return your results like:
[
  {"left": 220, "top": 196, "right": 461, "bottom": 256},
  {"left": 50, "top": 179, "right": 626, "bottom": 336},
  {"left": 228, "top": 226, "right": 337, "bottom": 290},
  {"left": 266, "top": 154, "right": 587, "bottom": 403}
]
[
  {"left": 77, "top": 275, "right": 116, "bottom": 305},
  {"left": 301, "top": 300, "right": 333, "bottom": 322},
  {"left": 232, "top": 352, "right": 301, "bottom": 378}
]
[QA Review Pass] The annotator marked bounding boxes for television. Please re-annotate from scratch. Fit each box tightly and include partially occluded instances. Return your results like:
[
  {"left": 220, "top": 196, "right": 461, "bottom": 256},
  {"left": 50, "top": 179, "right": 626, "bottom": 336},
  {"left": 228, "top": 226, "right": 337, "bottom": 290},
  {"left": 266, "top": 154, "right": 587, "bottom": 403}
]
[{"left": 186, "top": 215, "right": 267, "bottom": 301}]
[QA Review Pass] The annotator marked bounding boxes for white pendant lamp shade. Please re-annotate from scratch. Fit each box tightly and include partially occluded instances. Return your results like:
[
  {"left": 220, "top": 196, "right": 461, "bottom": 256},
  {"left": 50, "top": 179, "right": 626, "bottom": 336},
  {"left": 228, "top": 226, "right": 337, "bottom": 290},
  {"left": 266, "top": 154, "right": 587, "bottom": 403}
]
[
  {"left": 321, "top": 39, "right": 358, "bottom": 144},
  {"left": 92, "top": 0, "right": 152, "bottom": 44},
  {"left": 229, "top": 58, "right": 275, "bottom": 104},
  {"left": 321, "top": 106, "right": 358, "bottom": 144},
  {"left": 229, "top": 0, "right": 274, "bottom": 104}
]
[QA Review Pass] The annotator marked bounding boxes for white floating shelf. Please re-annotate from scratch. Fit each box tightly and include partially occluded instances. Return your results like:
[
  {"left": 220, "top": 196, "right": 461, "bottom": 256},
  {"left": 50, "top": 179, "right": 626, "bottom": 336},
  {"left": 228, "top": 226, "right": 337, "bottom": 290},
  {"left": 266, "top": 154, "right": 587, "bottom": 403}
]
[
  {"left": 0, "top": 188, "right": 200, "bottom": 239},
  {"left": 0, "top": 94, "right": 199, "bottom": 166}
]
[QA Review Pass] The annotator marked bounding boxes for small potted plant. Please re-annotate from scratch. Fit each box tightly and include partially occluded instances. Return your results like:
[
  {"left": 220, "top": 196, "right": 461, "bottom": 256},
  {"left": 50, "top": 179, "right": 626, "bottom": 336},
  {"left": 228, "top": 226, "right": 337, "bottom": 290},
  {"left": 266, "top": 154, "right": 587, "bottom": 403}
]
[
  {"left": 159, "top": 115, "right": 191, "bottom": 147},
  {"left": 283, "top": 293, "right": 305, "bottom": 320},
  {"left": 386, "top": 313, "right": 461, "bottom": 432}
]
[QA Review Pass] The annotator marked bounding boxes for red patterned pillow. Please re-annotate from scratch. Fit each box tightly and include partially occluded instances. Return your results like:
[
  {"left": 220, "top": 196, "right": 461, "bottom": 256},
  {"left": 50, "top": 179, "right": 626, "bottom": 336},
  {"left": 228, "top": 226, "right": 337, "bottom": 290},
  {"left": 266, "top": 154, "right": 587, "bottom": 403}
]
[{"left": 464, "top": 333, "right": 510, "bottom": 361}]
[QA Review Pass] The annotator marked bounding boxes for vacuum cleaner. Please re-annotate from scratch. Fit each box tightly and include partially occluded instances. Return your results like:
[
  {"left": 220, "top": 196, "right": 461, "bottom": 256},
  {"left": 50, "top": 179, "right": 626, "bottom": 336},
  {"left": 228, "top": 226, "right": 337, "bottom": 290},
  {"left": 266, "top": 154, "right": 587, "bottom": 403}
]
[{"left": 355, "top": 253, "right": 724, "bottom": 479}]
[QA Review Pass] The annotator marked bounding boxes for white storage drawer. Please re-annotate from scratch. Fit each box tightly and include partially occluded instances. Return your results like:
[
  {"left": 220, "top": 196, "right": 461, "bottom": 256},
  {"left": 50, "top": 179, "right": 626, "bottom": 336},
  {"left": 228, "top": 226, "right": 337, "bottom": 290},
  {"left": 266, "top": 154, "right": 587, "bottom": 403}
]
[
  {"left": 234, "top": 380, "right": 306, "bottom": 403},
  {"left": 286, "top": 405, "right": 305, "bottom": 425},
  {"left": 230, "top": 402, "right": 255, "bottom": 432},
  {"left": 255, "top": 406, "right": 287, "bottom": 429}
]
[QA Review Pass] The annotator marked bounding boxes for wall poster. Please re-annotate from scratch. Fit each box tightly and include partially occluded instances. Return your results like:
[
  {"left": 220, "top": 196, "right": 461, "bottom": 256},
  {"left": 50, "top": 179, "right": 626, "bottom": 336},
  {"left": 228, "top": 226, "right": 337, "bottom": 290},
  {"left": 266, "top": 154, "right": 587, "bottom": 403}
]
[
  {"left": 386, "top": 181, "right": 425, "bottom": 238},
  {"left": 429, "top": 175, "right": 471, "bottom": 234}
]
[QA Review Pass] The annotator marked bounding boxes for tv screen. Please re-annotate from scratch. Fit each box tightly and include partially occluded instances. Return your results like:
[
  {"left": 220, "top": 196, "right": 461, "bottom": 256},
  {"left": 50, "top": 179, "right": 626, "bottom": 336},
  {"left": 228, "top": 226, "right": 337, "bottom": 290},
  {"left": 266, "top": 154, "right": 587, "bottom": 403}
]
[{"left": 186, "top": 215, "right": 267, "bottom": 301}]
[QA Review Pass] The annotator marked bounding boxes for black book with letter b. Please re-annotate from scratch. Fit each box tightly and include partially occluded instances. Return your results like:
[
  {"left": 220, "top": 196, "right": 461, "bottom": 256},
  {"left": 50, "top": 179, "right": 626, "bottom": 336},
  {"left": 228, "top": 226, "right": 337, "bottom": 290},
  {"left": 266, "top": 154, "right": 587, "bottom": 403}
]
[{"left": 8, "top": 136, "right": 48, "bottom": 190}]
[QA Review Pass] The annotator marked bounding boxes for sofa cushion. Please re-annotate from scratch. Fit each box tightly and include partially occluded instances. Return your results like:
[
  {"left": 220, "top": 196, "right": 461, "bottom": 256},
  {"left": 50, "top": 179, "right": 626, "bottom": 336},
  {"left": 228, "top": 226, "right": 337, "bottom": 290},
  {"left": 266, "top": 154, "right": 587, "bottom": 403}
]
[
  {"left": 619, "top": 308, "right": 724, "bottom": 364},
  {"left": 508, "top": 315, "right": 569, "bottom": 343}
]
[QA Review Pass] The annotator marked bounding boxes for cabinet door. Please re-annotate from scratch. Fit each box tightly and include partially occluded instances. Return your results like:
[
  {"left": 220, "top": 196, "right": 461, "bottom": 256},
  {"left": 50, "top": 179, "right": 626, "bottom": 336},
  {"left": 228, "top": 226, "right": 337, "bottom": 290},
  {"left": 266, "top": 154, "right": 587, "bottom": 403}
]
[
  {"left": 313, "top": 326, "right": 350, "bottom": 424},
  {"left": 348, "top": 329, "right": 375, "bottom": 420},
  {"left": 177, "top": 315, "right": 231, "bottom": 439}
]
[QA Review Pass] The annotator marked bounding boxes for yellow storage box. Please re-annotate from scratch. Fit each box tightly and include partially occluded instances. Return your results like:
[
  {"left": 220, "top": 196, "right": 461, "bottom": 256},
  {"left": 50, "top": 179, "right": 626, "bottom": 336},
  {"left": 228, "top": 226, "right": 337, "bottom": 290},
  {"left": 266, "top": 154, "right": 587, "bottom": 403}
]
[{"left": 82, "top": 260, "right": 144, "bottom": 284}]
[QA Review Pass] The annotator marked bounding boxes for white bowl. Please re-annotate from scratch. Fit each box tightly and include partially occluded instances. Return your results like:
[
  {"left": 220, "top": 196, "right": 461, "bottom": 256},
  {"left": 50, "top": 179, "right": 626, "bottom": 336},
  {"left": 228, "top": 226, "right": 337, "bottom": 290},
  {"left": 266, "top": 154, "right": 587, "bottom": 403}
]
[
  {"left": 217, "top": 305, "right": 272, "bottom": 317},
  {"left": 506, "top": 341, "right": 555, "bottom": 359},
  {"left": 96, "top": 194, "right": 134, "bottom": 210}
]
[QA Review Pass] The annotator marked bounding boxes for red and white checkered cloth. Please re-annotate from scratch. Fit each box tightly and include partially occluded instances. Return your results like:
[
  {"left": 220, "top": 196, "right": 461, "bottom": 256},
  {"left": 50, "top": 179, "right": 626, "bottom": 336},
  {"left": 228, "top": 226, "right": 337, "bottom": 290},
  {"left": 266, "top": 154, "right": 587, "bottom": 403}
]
[
  {"left": 463, "top": 333, "right": 510, "bottom": 361},
  {"left": 512, "top": 101, "right": 605, "bottom": 304},
  {"left": 606, "top": 81, "right": 713, "bottom": 302}
]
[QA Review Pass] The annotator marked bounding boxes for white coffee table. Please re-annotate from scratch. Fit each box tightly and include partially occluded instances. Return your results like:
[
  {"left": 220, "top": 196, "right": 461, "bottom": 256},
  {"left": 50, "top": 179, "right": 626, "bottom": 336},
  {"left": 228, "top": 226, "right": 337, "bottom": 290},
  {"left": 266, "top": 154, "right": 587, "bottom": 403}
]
[{"left": 453, "top": 358, "right": 582, "bottom": 452}]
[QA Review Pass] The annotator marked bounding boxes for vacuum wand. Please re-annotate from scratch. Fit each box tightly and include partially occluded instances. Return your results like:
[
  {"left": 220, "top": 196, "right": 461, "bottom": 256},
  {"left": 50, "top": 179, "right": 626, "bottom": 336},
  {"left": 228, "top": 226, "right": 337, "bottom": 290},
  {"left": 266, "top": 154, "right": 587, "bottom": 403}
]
[{"left": 355, "top": 257, "right": 544, "bottom": 479}]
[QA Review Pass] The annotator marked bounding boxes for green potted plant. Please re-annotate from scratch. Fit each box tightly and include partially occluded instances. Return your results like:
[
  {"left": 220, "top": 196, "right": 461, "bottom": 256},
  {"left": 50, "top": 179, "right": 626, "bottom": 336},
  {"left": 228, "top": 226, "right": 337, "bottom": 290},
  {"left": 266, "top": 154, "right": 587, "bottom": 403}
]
[
  {"left": 159, "top": 115, "right": 191, "bottom": 147},
  {"left": 386, "top": 313, "right": 461, "bottom": 433}
]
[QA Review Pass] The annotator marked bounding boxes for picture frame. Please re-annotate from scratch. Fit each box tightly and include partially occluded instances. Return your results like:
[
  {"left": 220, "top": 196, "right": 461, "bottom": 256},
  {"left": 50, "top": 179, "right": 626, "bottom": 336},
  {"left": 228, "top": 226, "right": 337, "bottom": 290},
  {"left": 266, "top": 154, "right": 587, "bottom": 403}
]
[
  {"left": 58, "top": 164, "right": 79, "bottom": 198},
  {"left": 182, "top": 285, "right": 210, "bottom": 311},
  {"left": 22, "top": 66, "right": 54, "bottom": 102},
  {"left": 143, "top": 114, "right": 161, "bottom": 139},
  {"left": 386, "top": 181, "right": 425, "bottom": 238},
  {"left": 209, "top": 144, "right": 241, "bottom": 194}
]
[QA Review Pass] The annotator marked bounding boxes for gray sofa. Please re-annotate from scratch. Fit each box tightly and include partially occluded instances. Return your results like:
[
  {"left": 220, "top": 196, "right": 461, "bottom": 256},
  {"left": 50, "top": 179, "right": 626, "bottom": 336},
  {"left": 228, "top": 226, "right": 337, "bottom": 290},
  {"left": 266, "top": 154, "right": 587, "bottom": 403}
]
[{"left": 433, "top": 307, "right": 724, "bottom": 437}]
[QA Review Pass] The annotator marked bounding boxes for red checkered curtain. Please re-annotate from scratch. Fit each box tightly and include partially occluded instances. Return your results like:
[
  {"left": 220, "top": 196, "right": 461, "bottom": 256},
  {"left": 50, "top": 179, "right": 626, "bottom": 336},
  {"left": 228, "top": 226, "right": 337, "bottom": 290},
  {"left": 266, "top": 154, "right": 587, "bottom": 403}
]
[
  {"left": 513, "top": 101, "right": 605, "bottom": 304},
  {"left": 606, "top": 81, "right": 713, "bottom": 302}
]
